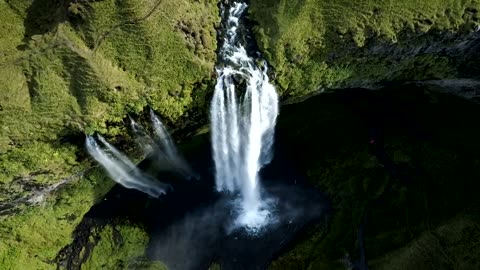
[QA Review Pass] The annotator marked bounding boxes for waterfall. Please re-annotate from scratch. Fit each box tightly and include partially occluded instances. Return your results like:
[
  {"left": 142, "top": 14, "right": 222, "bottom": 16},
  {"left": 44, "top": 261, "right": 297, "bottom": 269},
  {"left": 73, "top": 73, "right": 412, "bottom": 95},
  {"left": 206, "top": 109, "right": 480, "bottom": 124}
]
[
  {"left": 129, "top": 116, "right": 155, "bottom": 155},
  {"left": 211, "top": 2, "right": 279, "bottom": 231},
  {"left": 85, "top": 1, "right": 278, "bottom": 231},
  {"left": 86, "top": 135, "right": 170, "bottom": 198},
  {"left": 150, "top": 109, "right": 195, "bottom": 179},
  {"left": 86, "top": 112, "right": 194, "bottom": 197}
]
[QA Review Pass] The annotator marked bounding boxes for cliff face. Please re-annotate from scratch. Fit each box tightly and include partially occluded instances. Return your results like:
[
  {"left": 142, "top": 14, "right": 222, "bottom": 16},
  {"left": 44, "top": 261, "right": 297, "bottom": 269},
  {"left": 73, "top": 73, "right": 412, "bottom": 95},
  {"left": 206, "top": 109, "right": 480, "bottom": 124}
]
[
  {"left": 269, "top": 86, "right": 480, "bottom": 269},
  {"left": 250, "top": 0, "right": 480, "bottom": 99},
  {"left": 0, "top": 0, "right": 218, "bottom": 268},
  {"left": 247, "top": 2, "right": 480, "bottom": 267}
]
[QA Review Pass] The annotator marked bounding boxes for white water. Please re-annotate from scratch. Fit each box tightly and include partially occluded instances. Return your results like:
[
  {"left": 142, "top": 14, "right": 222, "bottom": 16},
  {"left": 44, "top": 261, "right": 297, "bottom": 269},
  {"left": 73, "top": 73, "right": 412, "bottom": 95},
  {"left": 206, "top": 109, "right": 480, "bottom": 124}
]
[
  {"left": 129, "top": 116, "right": 155, "bottom": 155},
  {"left": 150, "top": 109, "right": 194, "bottom": 179},
  {"left": 86, "top": 135, "right": 170, "bottom": 198},
  {"left": 211, "top": 2, "right": 279, "bottom": 231},
  {"left": 86, "top": 111, "right": 195, "bottom": 197}
]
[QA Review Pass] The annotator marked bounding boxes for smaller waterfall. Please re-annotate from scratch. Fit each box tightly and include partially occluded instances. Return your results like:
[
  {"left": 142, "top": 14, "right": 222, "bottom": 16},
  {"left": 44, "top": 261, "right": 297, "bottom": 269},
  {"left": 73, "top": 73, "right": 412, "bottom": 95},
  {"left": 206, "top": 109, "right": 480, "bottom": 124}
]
[
  {"left": 150, "top": 109, "right": 195, "bottom": 179},
  {"left": 86, "top": 135, "right": 170, "bottom": 198},
  {"left": 150, "top": 109, "right": 178, "bottom": 159},
  {"left": 86, "top": 110, "right": 194, "bottom": 197},
  {"left": 211, "top": 2, "right": 279, "bottom": 232},
  {"left": 129, "top": 116, "right": 155, "bottom": 155}
]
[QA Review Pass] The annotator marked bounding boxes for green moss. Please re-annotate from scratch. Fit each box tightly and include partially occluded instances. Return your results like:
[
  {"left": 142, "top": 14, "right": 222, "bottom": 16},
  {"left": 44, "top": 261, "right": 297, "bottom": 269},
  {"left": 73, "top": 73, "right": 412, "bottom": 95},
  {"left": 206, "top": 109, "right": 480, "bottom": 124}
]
[
  {"left": 1, "top": 0, "right": 219, "bottom": 189},
  {"left": 208, "top": 263, "right": 221, "bottom": 270},
  {"left": 0, "top": 1, "right": 219, "bottom": 268},
  {"left": 0, "top": 1, "right": 26, "bottom": 59},
  {"left": 269, "top": 88, "right": 480, "bottom": 268},
  {"left": 250, "top": 0, "right": 480, "bottom": 97},
  {"left": 0, "top": 141, "right": 78, "bottom": 185},
  {"left": 347, "top": 54, "right": 457, "bottom": 83},
  {"left": 0, "top": 0, "right": 30, "bottom": 150},
  {"left": 81, "top": 0, "right": 219, "bottom": 125},
  {"left": 370, "top": 213, "right": 480, "bottom": 269},
  {"left": 0, "top": 168, "right": 114, "bottom": 270},
  {"left": 82, "top": 224, "right": 167, "bottom": 270}
]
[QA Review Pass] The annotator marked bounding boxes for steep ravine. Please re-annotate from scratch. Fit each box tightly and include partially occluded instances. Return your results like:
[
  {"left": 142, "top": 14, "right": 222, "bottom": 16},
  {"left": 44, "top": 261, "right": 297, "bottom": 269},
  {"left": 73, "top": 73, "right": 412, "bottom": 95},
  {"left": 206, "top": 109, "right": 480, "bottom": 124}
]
[
  {"left": 269, "top": 85, "right": 480, "bottom": 269},
  {"left": 1, "top": 0, "right": 480, "bottom": 269}
]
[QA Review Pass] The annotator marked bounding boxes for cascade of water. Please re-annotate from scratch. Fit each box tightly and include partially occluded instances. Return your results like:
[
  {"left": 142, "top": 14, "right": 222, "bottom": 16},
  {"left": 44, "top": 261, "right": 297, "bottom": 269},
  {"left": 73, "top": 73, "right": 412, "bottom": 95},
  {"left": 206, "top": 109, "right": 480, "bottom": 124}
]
[
  {"left": 87, "top": 110, "right": 198, "bottom": 197},
  {"left": 86, "top": 135, "right": 170, "bottom": 198},
  {"left": 149, "top": 109, "right": 194, "bottom": 178},
  {"left": 129, "top": 116, "right": 155, "bottom": 155},
  {"left": 211, "top": 2, "right": 279, "bottom": 231},
  {"left": 150, "top": 109, "right": 179, "bottom": 159}
]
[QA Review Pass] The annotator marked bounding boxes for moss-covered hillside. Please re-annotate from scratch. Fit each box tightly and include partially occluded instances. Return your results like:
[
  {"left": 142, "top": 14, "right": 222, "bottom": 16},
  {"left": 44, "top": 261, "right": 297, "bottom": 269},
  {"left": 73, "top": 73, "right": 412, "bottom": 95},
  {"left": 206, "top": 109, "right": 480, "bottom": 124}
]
[
  {"left": 270, "top": 86, "right": 480, "bottom": 269},
  {"left": 0, "top": 0, "right": 219, "bottom": 197},
  {"left": 250, "top": 0, "right": 480, "bottom": 98},
  {"left": 0, "top": 0, "right": 219, "bottom": 268}
]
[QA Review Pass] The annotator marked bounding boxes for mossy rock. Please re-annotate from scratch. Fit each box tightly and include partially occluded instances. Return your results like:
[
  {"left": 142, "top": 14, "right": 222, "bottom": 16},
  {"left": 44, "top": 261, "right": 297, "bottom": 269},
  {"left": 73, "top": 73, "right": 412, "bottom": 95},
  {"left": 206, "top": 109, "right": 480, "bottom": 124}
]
[
  {"left": 0, "top": 168, "right": 114, "bottom": 270},
  {"left": 250, "top": 0, "right": 480, "bottom": 98},
  {"left": 268, "top": 86, "right": 480, "bottom": 269},
  {"left": 81, "top": 224, "right": 167, "bottom": 270}
]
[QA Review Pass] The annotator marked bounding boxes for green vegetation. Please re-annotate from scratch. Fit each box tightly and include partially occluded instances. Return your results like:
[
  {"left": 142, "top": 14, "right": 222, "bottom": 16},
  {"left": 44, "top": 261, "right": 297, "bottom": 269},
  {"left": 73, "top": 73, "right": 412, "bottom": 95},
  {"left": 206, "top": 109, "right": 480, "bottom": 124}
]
[
  {"left": 0, "top": 0, "right": 220, "bottom": 269},
  {"left": 250, "top": 0, "right": 480, "bottom": 97},
  {"left": 2, "top": 0, "right": 480, "bottom": 269},
  {"left": 270, "top": 87, "right": 480, "bottom": 269},
  {"left": 0, "top": 169, "right": 113, "bottom": 270},
  {"left": 0, "top": 0, "right": 219, "bottom": 268},
  {"left": 1, "top": 0, "right": 219, "bottom": 182},
  {"left": 0, "top": 142, "right": 78, "bottom": 186},
  {"left": 370, "top": 213, "right": 480, "bottom": 269},
  {"left": 82, "top": 224, "right": 167, "bottom": 270}
]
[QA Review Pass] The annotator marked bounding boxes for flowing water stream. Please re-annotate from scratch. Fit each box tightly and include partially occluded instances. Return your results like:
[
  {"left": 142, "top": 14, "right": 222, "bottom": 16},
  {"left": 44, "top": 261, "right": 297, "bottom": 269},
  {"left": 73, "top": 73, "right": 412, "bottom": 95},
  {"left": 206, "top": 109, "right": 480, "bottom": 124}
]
[
  {"left": 85, "top": 110, "right": 191, "bottom": 197},
  {"left": 211, "top": 2, "right": 279, "bottom": 232}
]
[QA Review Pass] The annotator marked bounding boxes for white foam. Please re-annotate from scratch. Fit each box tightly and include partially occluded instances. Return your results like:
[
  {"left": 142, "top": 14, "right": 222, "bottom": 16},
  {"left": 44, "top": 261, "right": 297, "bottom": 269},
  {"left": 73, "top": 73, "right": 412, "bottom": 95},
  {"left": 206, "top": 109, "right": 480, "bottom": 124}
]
[{"left": 211, "top": 2, "right": 279, "bottom": 231}]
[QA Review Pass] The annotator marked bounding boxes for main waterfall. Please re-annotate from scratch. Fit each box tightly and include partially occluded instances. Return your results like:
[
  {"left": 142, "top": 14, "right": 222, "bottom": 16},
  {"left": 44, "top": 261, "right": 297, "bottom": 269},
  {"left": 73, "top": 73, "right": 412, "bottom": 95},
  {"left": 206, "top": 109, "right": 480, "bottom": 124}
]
[{"left": 211, "top": 2, "right": 279, "bottom": 231}]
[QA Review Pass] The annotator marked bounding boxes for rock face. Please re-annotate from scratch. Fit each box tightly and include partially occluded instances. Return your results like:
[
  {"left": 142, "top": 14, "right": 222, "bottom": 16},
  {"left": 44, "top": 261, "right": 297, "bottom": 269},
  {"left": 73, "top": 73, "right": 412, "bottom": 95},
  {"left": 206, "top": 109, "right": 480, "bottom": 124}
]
[
  {"left": 249, "top": 0, "right": 480, "bottom": 98},
  {"left": 270, "top": 85, "right": 480, "bottom": 269}
]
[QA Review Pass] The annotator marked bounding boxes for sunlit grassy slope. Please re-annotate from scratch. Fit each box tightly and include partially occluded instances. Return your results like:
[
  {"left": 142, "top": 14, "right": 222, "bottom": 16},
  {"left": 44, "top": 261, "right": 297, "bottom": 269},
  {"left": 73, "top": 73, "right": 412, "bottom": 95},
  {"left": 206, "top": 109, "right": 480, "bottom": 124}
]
[
  {"left": 0, "top": 0, "right": 218, "bottom": 269},
  {"left": 0, "top": 0, "right": 219, "bottom": 189},
  {"left": 0, "top": 169, "right": 114, "bottom": 270},
  {"left": 250, "top": 0, "right": 480, "bottom": 97}
]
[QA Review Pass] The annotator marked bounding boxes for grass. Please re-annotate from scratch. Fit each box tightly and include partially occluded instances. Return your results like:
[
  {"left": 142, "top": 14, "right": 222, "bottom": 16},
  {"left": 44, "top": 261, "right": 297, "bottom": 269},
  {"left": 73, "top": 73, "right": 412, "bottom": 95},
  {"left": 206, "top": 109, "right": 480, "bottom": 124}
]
[
  {"left": 0, "top": 0, "right": 219, "bottom": 268},
  {"left": 250, "top": 0, "right": 480, "bottom": 97},
  {"left": 0, "top": 1, "right": 219, "bottom": 268},
  {"left": 0, "top": 0, "right": 219, "bottom": 178},
  {"left": 0, "top": 0, "right": 220, "bottom": 218},
  {"left": 0, "top": 168, "right": 114, "bottom": 270},
  {"left": 370, "top": 213, "right": 480, "bottom": 269},
  {"left": 0, "top": 141, "right": 78, "bottom": 188},
  {"left": 81, "top": 224, "right": 167, "bottom": 270}
]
